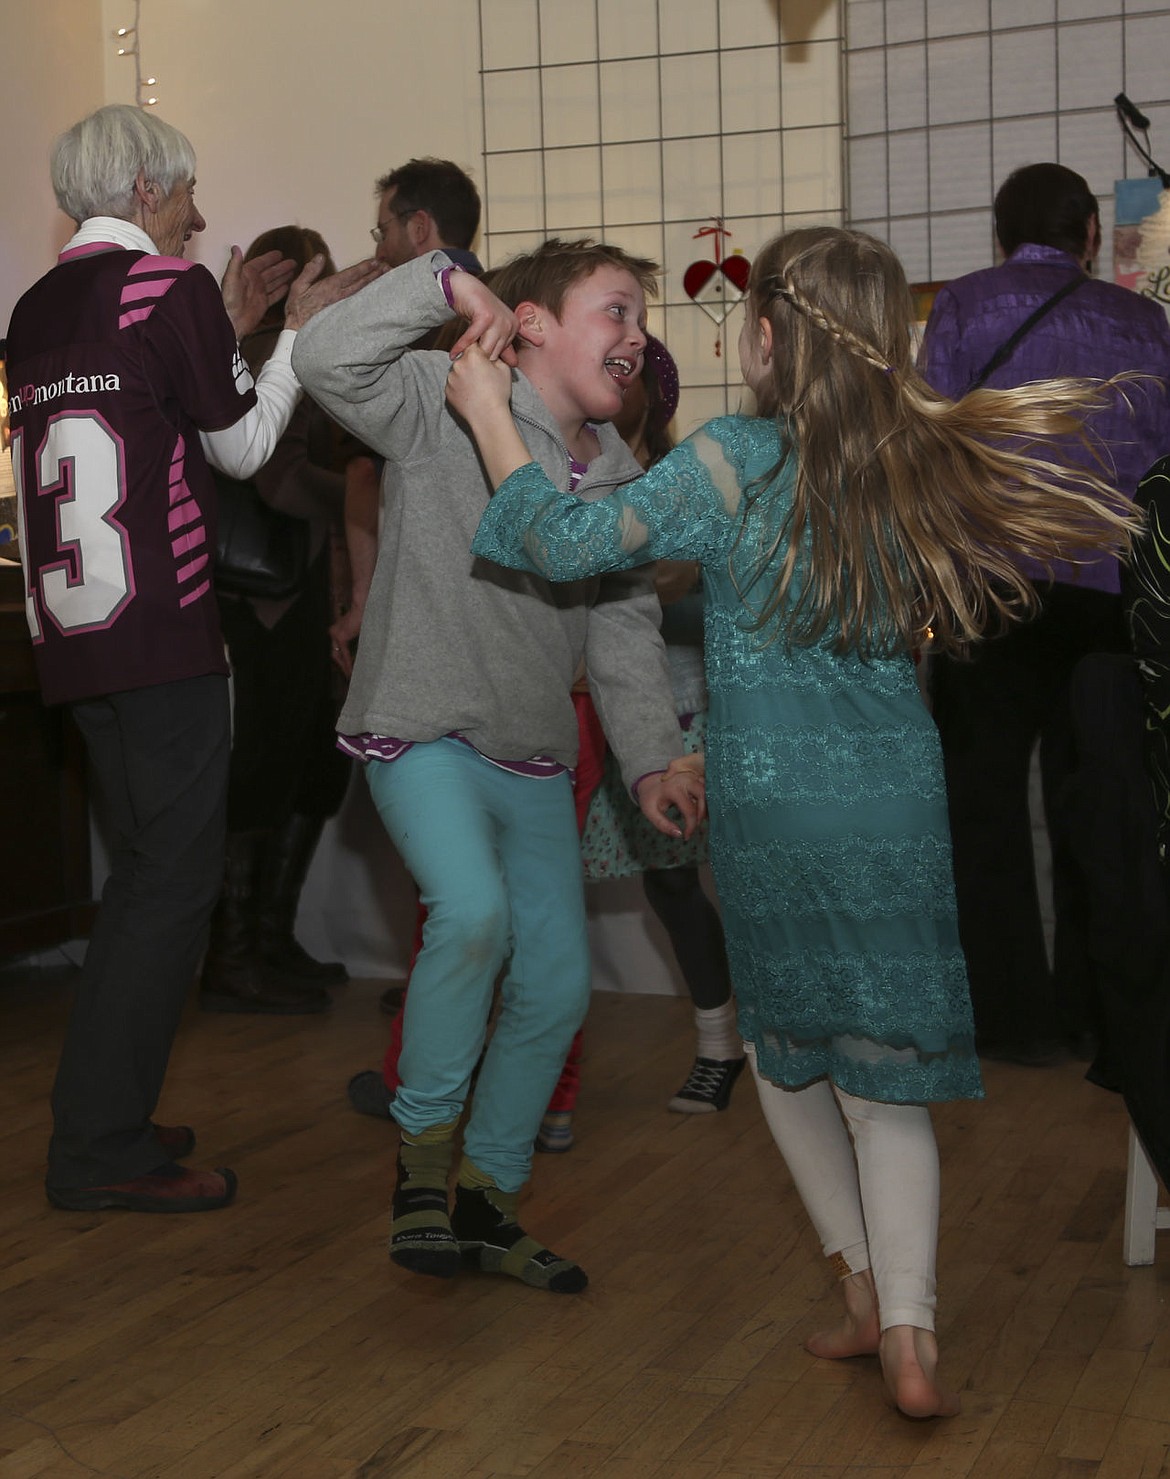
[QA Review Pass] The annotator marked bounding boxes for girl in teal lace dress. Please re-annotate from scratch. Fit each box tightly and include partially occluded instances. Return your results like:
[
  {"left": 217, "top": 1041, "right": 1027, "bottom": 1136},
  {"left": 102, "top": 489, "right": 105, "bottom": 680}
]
[{"left": 447, "top": 226, "right": 1135, "bottom": 1418}]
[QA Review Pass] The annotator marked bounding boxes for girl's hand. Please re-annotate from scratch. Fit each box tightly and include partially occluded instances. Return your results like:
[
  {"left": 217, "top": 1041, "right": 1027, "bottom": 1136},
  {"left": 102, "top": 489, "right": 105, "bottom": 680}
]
[
  {"left": 635, "top": 767, "right": 706, "bottom": 840},
  {"left": 446, "top": 342, "right": 515, "bottom": 426}
]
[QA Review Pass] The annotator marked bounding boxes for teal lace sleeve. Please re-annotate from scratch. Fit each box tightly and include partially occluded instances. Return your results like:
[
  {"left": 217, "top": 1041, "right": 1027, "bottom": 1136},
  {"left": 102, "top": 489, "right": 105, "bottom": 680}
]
[{"left": 471, "top": 421, "right": 745, "bottom": 581}]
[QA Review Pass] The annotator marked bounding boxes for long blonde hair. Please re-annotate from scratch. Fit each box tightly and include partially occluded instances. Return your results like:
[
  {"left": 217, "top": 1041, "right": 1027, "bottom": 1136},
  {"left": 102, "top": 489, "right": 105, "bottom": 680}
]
[{"left": 737, "top": 226, "right": 1139, "bottom": 658}]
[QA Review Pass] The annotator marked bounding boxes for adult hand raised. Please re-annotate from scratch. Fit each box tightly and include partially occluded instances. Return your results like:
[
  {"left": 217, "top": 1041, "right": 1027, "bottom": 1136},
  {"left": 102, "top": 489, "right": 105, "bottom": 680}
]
[
  {"left": 283, "top": 256, "right": 387, "bottom": 331},
  {"left": 221, "top": 247, "right": 297, "bottom": 340}
]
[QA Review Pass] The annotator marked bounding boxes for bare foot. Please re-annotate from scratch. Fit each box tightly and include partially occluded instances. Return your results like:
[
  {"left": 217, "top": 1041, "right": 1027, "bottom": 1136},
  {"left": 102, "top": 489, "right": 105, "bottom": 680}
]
[
  {"left": 878, "top": 1325, "right": 961, "bottom": 1419},
  {"left": 805, "top": 1268, "right": 881, "bottom": 1359}
]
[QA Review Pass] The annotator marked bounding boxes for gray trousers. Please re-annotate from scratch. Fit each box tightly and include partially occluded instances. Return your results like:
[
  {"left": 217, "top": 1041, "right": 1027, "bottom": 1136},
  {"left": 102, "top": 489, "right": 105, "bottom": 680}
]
[{"left": 47, "top": 674, "right": 230, "bottom": 1190}]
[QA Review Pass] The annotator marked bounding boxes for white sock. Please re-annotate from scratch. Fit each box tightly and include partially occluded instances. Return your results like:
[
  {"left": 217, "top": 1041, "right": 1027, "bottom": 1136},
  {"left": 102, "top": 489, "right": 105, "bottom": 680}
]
[
  {"left": 748, "top": 1048, "right": 939, "bottom": 1331},
  {"left": 695, "top": 1001, "right": 742, "bottom": 1061}
]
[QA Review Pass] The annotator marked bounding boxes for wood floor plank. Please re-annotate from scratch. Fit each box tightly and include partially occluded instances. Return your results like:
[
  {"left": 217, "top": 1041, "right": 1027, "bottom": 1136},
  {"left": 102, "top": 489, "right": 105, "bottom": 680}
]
[
  {"left": 1095, "top": 1414, "right": 1170, "bottom": 1477},
  {"left": 1043, "top": 1404, "right": 1121, "bottom": 1463},
  {"left": 2, "top": 969, "right": 1170, "bottom": 1477}
]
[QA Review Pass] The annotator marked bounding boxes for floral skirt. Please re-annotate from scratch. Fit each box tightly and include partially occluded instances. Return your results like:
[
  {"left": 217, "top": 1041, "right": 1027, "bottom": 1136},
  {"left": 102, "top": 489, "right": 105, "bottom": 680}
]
[{"left": 581, "top": 712, "right": 710, "bottom": 881}]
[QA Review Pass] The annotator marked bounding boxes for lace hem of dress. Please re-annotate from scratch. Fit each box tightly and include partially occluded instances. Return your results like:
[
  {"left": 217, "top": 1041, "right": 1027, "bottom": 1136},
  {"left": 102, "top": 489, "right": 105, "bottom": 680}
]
[
  {"left": 730, "top": 940, "right": 980, "bottom": 1103},
  {"left": 744, "top": 1015, "right": 984, "bottom": 1104}
]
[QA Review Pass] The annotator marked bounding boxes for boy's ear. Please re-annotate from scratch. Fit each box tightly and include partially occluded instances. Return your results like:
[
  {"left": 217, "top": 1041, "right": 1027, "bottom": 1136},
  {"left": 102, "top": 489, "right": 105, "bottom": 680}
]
[{"left": 513, "top": 300, "right": 545, "bottom": 348}]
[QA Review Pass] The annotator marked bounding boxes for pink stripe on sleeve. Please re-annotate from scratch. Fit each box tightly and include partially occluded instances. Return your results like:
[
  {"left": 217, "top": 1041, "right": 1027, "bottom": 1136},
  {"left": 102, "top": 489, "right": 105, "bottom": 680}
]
[
  {"left": 120, "top": 278, "right": 173, "bottom": 305},
  {"left": 118, "top": 306, "right": 155, "bottom": 329},
  {"left": 179, "top": 577, "right": 212, "bottom": 608},
  {"left": 168, "top": 498, "right": 201, "bottom": 531},
  {"left": 171, "top": 526, "right": 207, "bottom": 559},
  {"left": 176, "top": 552, "right": 210, "bottom": 584}
]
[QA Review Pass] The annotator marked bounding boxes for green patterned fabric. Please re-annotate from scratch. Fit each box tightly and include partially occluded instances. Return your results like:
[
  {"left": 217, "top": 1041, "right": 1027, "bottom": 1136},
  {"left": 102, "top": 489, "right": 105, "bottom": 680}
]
[
  {"left": 581, "top": 713, "right": 709, "bottom": 880},
  {"left": 473, "top": 415, "right": 982, "bottom": 1105}
]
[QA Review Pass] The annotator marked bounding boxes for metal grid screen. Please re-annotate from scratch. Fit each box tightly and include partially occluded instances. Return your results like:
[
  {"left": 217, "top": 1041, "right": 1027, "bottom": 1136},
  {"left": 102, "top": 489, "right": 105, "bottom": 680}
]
[
  {"left": 477, "top": 0, "right": 845, "bottom": 431},
  {"left": 844, "top": 0, "right": 1170, "bottom": 284}
]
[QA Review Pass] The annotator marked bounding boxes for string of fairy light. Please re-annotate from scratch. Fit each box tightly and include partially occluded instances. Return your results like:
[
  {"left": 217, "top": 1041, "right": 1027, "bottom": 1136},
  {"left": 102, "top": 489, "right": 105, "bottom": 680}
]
[{"left": 112, "top": 0, "right": 159, "bottom": 108}]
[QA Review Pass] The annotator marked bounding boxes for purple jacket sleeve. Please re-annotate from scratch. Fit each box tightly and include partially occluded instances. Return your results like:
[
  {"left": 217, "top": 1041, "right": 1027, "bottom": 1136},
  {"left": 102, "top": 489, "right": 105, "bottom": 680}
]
[{"left": 917, "top": 286, "right": 972, "bottom": 401}]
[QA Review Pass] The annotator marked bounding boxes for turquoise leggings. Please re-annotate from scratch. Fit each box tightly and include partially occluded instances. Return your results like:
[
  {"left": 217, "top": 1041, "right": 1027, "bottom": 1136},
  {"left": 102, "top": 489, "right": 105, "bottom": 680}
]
[{"left": 366, "top": 738, "right": 591, "bottom": 1191}]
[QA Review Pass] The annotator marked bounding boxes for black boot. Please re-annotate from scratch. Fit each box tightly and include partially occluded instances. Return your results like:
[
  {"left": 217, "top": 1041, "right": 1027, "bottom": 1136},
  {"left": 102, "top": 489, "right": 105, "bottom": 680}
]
[
  {"left": 255, "top": 814, "right": 348, "bottom": 984},
  {"left": 201, "top": 831, "right": 329, "bottom": 1015}
]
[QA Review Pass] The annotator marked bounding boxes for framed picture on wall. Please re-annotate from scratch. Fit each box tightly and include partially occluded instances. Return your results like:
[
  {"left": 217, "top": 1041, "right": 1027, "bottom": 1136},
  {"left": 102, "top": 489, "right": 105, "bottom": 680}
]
[
  {"left": 909, "top": 282, "right": 946, "bottom": 352},
  {"left": 1115, "top": 177, "right": 1170, "bottom": 326}
]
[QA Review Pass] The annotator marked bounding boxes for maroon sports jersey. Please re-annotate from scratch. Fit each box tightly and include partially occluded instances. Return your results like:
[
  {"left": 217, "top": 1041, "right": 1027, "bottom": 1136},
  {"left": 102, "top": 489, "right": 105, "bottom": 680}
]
[{"left": 6, "top": 245, "right": 256, "bottom": 705}]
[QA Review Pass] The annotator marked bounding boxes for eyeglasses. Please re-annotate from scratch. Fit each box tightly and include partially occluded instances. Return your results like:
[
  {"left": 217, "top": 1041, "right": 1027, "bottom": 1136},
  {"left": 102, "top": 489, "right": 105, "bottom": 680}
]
[{"left": 370, "top": 207, "right": 418, "bottom": 245}]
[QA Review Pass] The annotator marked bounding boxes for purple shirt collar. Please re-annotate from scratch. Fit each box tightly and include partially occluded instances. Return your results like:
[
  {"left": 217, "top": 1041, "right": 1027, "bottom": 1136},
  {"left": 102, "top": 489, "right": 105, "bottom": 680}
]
[{"left": 1002, "top": 242, "right": 1087, "bottom": 274}]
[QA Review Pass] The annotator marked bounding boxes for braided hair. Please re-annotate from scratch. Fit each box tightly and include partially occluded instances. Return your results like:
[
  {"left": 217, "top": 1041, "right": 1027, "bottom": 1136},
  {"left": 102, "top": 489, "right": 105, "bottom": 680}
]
[{"left": 763, "top": 271, "right": 894, "bottom": 375}]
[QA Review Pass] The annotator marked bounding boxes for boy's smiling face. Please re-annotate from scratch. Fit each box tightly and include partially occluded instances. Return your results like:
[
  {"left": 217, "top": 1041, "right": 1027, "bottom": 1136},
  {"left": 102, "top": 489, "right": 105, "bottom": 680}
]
[{"left": 528, "top": 264, "right": 648, "bottom": 432}]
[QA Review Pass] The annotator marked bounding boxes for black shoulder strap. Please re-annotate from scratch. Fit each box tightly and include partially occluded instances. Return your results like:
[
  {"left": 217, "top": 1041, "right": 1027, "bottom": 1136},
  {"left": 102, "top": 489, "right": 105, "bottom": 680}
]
[{"left": 968, "top": 274, "right": 1087, "bottom": 392}]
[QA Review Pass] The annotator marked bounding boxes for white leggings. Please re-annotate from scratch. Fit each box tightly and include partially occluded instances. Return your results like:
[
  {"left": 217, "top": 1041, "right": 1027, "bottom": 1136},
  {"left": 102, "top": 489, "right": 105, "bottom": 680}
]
[{"left": 747, "top": 1046, "right": 940, "bottom": 1331}]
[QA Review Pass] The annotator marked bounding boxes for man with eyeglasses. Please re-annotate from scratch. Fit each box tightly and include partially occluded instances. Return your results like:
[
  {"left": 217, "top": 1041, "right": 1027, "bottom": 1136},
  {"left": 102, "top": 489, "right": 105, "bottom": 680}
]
[{"left": 369, "top": 156, "right": 482, "bottom": 273}]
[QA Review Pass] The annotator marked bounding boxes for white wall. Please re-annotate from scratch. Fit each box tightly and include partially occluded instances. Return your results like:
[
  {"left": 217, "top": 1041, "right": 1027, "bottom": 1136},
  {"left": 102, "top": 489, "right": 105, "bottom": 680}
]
[
  {"left": 0, "top": 0, "right": 105, "bottom": 326},
  {"left": 99, "top": 0, "right": 488, "bottom": 279}
]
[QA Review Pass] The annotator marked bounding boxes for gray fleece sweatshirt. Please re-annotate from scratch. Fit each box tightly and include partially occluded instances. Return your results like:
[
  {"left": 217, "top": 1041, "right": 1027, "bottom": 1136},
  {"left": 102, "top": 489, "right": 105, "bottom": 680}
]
[{"left": 291, "top": 253, "right": 681, "bottom": 788}]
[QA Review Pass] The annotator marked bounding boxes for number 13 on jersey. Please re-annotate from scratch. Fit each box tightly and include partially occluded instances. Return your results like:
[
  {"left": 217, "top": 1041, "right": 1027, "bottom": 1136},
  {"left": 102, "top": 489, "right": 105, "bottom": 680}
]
[{"left": 12, "top": 412, "right": 134, "bottom": 642}]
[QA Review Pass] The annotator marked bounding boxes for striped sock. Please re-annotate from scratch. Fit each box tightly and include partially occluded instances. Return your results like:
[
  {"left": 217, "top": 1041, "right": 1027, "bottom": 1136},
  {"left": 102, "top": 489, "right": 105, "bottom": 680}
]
[
  {"left": 535, "top": 1110, "right": 574, "bottom": 1153},
  {"left": 452, "top": 1158, "right": 588, "bottom": 1294},
  {"left": 390, "top": 1123, "right": 459, "bottom": 1278}
]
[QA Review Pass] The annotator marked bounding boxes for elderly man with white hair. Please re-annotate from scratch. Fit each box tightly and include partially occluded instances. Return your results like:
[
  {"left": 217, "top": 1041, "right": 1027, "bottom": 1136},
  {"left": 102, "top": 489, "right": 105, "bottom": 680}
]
[{"left": 6, "top": 103, "right": 379, "bottom": 1214}]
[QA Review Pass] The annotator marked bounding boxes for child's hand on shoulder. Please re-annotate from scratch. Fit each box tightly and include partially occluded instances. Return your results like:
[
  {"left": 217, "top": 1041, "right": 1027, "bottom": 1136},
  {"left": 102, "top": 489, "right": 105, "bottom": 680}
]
[
  {"left": 447, "top": 274, "right": 519, "bottom": 364},
  {"left": 446, "top": 342, "right": 514, "bottom": 425}
]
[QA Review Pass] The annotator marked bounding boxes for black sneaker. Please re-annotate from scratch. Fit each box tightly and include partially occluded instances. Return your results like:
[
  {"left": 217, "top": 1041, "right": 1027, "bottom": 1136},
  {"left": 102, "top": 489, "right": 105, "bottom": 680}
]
[
  {"left": 668, "top": 1055, "right": 746, "bottom": 1114},
  {"left": 347, "top": 1069, "right": 394, "bottom": 1120}
]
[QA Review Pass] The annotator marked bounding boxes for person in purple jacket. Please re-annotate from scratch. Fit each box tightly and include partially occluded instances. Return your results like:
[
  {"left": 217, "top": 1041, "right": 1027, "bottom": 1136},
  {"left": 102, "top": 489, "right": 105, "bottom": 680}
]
[{"left": 919, "top": 162, "right": 1170, "bottom": 1067}]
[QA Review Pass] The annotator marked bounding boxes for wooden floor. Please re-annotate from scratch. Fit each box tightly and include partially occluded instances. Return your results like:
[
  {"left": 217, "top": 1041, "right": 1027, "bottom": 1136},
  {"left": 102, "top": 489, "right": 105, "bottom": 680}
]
[{"left": 1, "top": 969, "right": 1169, "bottom": 1479}]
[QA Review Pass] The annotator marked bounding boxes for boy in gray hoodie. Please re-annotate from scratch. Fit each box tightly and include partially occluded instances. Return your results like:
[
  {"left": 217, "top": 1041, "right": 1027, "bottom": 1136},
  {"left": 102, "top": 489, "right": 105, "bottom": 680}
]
[{"left": 292, "top": 239, "right": 700, "bottom": 1293}]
